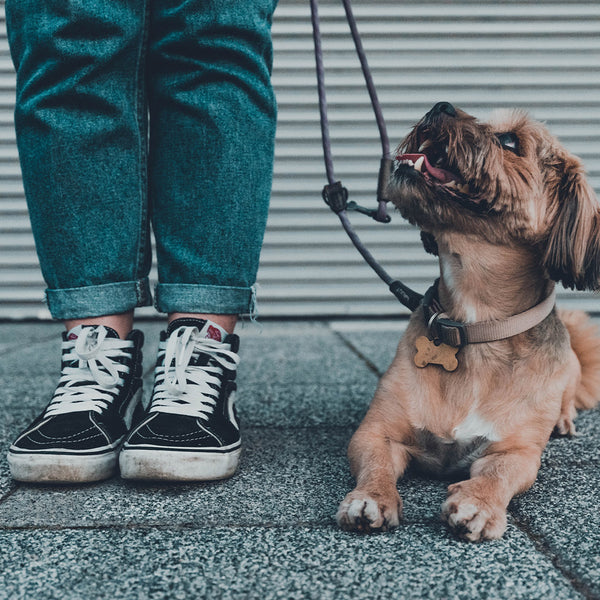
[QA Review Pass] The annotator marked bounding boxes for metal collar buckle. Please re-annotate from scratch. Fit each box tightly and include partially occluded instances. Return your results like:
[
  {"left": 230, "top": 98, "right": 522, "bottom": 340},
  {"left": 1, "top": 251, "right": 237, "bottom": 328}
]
[{"left": 427, "top": 312, "right": 468, "bottom": 348}]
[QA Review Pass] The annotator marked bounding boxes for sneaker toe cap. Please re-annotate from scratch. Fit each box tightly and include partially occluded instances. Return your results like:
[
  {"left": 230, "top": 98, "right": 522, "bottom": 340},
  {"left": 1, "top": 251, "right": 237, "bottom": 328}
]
[
  {"left": 125, "top": 413, "right": 227, "bottom": 449},
  {"left": 12, "top": 413, "right": 120, "bottom": 452}
]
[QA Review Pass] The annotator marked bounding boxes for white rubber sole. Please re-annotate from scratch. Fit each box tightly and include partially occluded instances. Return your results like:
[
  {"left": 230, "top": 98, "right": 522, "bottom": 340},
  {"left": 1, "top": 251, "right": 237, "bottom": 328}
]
[
  {"left": 7, "top": 388, "right": 143, "bottom": 484},
  {"left": 7, "top": 449, "right": 118, "bottom": 484},
  {"left": 119, "top": 446, "right": 241, "bottom": 481}
]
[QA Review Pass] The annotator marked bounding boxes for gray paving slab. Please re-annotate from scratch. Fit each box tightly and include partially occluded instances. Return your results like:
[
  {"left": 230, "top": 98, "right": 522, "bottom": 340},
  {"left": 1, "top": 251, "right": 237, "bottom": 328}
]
[
  {"left": 0, "top": 322, "right": 62, "bottom": 354},
  {"left": 0, "top": 369, "right": 58, "bottom": 499},
  {"left": 0, "top": 525, "right": 583, "bottom": 600},
  {"left": 510, "top": 406, "right": 600, "bottom": 598},
  {"left": 331, "top": 322, "right": 407, "bottom": 376},
  {"left": 235, "top": 381, "right": 376, "bottom": 427},
  {"left": 0, "top": 442, "right": 16, "bottom": 501},
  {"left": 237, "top": 333, "right": 374, "bottom": 386},
  {"left": 0, "top": 321, "right": 598, "bottom": 598},
  {"left": 0, "top": 338, "right": 60, "bottom": 378},
  {"left": 0, "top": 427, "right": 450, "bottom": 528}
]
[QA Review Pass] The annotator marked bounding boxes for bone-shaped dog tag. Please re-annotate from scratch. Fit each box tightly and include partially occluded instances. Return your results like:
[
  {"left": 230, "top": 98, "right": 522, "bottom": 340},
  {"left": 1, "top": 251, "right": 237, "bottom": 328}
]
[{"left": 414, "top": 335, "right": 459, "bottom": 372}]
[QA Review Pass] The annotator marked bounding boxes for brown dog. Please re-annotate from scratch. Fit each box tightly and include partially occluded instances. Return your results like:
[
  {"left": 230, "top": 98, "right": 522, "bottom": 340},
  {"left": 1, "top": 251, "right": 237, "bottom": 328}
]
[{"left": 336, "top": 102, "right": 600, "bottom": 542}]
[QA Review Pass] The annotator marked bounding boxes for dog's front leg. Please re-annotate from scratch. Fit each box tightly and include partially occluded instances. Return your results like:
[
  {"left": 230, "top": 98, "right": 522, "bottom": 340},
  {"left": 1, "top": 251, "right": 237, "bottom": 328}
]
[
  {"left": 336, "top": 422, "right": 410, "bottom": 533},
  {"left": 441, "top": 441, "right": 543, "bottom": 542}
]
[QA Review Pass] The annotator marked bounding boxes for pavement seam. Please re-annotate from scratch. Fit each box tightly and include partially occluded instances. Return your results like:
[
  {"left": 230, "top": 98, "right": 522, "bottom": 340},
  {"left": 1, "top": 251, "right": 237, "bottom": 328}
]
[
  {"left": 330, "top": 329, "right": 384, "bottom": 378},
  {"left": 511, "top": 516, "right": 599, "bottom": 600},
  {"left": 330, "top": 325, "right": 599, "bottom": 598},
  {"left": 0, "top": 484, "right": 21, "bottom": 508},
  {"left": 0, "top": 519, "right": 442, "bottom": 532}
]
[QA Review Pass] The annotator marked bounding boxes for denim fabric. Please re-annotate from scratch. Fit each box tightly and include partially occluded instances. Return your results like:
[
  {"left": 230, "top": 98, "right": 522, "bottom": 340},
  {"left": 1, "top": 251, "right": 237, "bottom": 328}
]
[{"left": 5, "top": 0, "right": 278, "bottom": 319}]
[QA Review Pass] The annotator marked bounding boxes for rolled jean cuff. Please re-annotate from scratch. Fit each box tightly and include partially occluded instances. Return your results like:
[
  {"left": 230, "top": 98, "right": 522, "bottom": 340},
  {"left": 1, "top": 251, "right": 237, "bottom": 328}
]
[
  {"left": 45, "top": 278, "right": 153, "bottom": 320},
  {"left": 154, "top": 283, "right": 257, "bottom": 316}
]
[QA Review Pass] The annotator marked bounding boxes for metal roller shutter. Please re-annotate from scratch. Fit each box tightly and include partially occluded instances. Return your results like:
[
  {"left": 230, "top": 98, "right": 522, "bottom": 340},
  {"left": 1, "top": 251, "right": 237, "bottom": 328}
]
[{"left": 1, "top": 0, "right": 599, "bottom": 319}]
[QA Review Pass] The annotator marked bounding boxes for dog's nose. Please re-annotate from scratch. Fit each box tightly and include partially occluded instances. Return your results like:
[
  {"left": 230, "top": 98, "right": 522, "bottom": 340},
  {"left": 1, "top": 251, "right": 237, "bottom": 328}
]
[{"left": 429, "top": 102, "right": 456, "bottom": 117}]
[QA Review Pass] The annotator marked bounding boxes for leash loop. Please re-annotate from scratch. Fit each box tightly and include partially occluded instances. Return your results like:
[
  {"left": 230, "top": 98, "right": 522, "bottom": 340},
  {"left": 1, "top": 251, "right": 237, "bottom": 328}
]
[{"left": 311, "top": 0, "right": 424, "bottom": 311}]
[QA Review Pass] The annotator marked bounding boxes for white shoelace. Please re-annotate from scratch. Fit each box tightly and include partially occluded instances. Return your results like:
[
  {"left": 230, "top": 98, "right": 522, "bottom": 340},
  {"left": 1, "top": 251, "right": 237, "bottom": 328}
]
[
  {"left": 150, "top": 326, "right": 240, "bottom": 420},
  {"left": 45, "top": 326, "right": 134, "bottom": 417}
]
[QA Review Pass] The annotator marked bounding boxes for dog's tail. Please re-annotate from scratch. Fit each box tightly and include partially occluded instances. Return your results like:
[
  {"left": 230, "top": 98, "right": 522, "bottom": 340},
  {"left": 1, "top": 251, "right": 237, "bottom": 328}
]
[{"left": 561, "top": 309, "right": 600, "bottom": 409}]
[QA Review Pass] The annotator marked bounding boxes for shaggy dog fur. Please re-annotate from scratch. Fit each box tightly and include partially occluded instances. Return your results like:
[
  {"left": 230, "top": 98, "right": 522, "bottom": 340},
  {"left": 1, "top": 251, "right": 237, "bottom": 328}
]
[{"left": 336, "top": 103, "right": 600, "bottom": 542}]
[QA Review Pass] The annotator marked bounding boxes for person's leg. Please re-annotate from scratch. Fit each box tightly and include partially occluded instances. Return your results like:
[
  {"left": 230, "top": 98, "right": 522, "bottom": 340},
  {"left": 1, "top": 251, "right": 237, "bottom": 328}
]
[
  {"left": 5, "top": 0, "right": 150, "bottom": 482},
  {"left": 119, "top": 0, "right": 278, "bottom": 481},
  {"left": 5, "top": 0, "right": 153, "bottom": 322},
  {"left": 149, "top": 0, "right": 278, "bottom": 318},
  {"left": 64, "top": 312, "right": 135, "bottom": 341},
  {"left": 168, "top": 312, "right": 237, "bottom": 334}
]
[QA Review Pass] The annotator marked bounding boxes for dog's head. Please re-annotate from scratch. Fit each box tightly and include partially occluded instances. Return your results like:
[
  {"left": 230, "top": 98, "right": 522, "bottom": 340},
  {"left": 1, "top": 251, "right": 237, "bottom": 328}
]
[{"left": 389, "top": 102, "right": 600, "bottom": 290}]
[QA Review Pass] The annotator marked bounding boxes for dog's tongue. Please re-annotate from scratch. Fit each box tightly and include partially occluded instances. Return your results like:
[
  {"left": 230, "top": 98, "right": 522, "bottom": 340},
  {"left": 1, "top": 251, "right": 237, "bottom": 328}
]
[{"left": 397, "top": 153, "right": 456, "bottom": 184}]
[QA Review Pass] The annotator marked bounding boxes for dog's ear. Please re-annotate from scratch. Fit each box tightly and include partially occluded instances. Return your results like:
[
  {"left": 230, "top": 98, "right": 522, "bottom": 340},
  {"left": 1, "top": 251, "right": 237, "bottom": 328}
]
[{"left": 543, "top": 155, "right": 600, "bottom": 290}]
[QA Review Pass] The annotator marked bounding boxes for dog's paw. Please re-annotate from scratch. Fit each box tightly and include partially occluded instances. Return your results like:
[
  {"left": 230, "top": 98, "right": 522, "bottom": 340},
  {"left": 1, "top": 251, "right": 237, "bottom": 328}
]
[
  {"left": 553, "top": 403, "right": 578, "bottom": 437},
  {"left": 553, "top": 414, "right": 577, "bottom": 437},
  {"left": 553, "top": 392, "right": 578, "bottom": 437},
  {"left": 336, "top": 490, "right": 402, "bottom": 533},
  {"left": 441, "top": 482, "right": 507, "bottom": 542}
]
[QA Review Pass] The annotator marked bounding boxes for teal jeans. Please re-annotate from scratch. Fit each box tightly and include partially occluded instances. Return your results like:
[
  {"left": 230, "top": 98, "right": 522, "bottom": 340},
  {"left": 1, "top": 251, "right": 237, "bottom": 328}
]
[{"left": 5, "top": 0, "right": 278, "bottom": 319}]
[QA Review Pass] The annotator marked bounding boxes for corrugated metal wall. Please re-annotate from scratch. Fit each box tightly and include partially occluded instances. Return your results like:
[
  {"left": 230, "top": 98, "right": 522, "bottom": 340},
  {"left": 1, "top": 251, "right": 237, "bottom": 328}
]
[{"left": 1, "top": 0, "right": 599, "bottom": 319}]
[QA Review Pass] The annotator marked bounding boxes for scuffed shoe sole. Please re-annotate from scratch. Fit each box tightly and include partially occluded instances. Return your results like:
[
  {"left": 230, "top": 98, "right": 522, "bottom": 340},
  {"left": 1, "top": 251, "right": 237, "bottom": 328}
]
[
  {"left": 119, "top": 446, "right": 241, "bottom": 481},
  {"left": 7, "top": 448, "right": 118, "bottom": 484}
]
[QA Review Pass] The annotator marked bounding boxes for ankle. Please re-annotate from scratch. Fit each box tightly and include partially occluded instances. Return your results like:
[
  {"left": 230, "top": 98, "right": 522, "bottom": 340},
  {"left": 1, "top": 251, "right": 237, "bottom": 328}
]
[
  {"left": 168, "top": 313, "right": 237, "bottom": 334},
  {"left": 64, "top": 311, "right": 134, "bottom": 340}
]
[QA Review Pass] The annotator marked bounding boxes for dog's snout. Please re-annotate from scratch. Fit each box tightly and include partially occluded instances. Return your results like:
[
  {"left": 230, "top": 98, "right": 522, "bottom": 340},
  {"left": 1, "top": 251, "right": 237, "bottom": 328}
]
[{"left": 429, "top": 102, "right": 457, "bottom": 118}]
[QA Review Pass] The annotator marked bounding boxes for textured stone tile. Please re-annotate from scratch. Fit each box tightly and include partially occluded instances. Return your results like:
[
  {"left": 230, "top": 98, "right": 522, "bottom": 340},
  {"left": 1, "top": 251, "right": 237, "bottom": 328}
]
[
  {"left": 237, "top": 333, "right": 374, "bottom": 386},
  {"left": 0, "top": 339, "right": 60, "bottom": 378},
  {"left": 0, "top": 427, "right": 449, "bottom": 529},
  {"left": 0, "top": 321, "right": 597, "bottom": 598},
  {"left": 236, "top": 380, "right": 376, "bottom": 427},
  {"left": 511, "top": 464, "right": 600, "bottom": 598},
  {"left": 0, "top": 373, "right": 59, "bottom": 427},
  {"left": 332, "top": 326, "right": 405, "bottom": 376},
  {"left": 0, "top": 442, "right": 16, "bottom": 501},
  {"left": 0, "top": 323, "right": 62, "bottom": 354},
  {"left": 0, "top": 525, "right": 582, "bottom": 600},
  {"left": 510, "top": 407, "right": 600, "bottom": 597},
  {"left": 235, "top": 323, "right": 378, "bottom": 427},
  {"left": 543, "top": 405, "right": 600, "bottom": 463}
]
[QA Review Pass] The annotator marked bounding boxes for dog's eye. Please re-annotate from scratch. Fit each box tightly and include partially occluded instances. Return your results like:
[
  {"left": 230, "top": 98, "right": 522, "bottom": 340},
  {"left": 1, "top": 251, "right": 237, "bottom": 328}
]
[{"left": 496, "top": 132, "right": 519, "bottom": 155}]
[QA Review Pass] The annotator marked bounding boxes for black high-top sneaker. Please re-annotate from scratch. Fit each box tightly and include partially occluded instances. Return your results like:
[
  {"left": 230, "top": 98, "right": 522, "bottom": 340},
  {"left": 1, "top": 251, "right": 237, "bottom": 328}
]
[
  {"left": 7, "top": 325, "right": 144, "bottom": 483},
  {"left": 119, "top": 318, "right": 241, "bottom": 481}
]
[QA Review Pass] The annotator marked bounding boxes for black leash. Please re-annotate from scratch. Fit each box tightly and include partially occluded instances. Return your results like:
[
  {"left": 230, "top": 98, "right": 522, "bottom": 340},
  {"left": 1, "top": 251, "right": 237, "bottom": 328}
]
[{"left": 309, "top": 0, "right": 424, "bottom": 312}]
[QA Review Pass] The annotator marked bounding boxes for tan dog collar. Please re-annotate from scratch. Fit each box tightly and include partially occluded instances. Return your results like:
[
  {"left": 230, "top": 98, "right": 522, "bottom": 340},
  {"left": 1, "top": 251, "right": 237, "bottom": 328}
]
[{"left": 422, "top": 280, "right": 557, "bottom": 348}]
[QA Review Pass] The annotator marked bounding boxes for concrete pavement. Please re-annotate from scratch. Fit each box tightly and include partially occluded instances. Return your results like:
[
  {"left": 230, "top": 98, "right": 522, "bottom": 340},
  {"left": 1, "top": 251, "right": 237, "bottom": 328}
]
[{"left": 0, "top": 320, "right": 598, "bottom": 600}]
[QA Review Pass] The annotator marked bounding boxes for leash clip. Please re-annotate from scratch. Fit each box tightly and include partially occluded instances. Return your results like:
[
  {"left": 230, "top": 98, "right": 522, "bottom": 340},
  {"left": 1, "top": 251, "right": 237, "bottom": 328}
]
[
  {"left": 344, "top": 157, "right": 394, "bottom": 223},
  {"left": 322, "top": 181, "right": 349, "bottom": 214},
  {"left": 346, "top": 200, "right": 391, "bottom": 223},
  {"left": 428, "top": 312, "right": 468, "bottom": 348}
]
